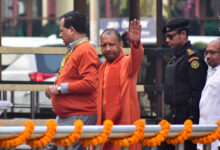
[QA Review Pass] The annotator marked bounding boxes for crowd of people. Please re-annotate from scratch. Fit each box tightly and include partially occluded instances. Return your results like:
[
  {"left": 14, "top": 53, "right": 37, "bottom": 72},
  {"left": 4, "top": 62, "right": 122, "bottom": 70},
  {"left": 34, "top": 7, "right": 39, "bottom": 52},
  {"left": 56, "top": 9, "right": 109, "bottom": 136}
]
[{"left": 45, "top": 10, "right": 220, "bottom": 150}]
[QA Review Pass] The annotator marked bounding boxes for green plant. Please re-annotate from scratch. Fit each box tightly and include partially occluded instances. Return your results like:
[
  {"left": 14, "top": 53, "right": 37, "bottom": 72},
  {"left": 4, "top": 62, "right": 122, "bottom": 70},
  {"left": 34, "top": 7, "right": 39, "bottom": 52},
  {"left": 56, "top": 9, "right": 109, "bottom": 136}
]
[{"left": 193, "top": 42, "right": 208, "bottom": 51}]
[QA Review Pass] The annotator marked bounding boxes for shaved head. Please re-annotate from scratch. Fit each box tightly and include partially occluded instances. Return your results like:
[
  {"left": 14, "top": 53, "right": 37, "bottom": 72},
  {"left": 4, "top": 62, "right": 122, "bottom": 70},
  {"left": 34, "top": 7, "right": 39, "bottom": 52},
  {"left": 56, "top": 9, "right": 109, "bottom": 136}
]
[
  {"left": 205, "top": 39, "right": 220, "bottom": 68},
  {"left": 100, "top": 29, "right": 121, "bottom": 43},
  {"left": 207, "top": 40, "right": 220, "bottom": 51}
]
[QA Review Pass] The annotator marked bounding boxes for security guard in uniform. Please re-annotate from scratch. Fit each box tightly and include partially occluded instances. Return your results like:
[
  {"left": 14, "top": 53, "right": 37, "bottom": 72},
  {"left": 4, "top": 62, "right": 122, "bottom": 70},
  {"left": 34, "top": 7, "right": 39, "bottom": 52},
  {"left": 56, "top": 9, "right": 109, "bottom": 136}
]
[{"left": 159, "top": 18, "right": 208, "bottom": 150}]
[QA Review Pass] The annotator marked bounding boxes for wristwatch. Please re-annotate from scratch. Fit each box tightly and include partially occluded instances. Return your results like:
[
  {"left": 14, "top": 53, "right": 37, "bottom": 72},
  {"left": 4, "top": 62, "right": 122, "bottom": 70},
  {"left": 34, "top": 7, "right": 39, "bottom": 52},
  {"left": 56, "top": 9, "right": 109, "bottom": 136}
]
[{"left": 57, "top": 85, "right": 61, "bottom": 93}]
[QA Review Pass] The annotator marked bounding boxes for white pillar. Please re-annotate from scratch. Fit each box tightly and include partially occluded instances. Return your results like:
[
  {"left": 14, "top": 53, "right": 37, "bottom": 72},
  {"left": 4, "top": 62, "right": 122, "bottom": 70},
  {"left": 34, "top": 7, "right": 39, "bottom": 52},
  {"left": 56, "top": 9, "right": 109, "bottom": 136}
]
[
  {"left": 42, "top": 0, "right": 48, "bottom": 25},
  {"left": 89, "top": 0, "right": 99, "bottom": 47},
  {"left": 56, "top": 0, "right": 73, "bottom": 18}
]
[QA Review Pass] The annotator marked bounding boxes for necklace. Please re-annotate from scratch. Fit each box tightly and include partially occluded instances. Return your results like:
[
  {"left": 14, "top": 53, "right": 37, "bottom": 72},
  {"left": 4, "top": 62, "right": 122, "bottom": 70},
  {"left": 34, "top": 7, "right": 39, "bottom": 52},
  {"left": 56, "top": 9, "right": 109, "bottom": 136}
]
[{"left": 58, "top": 38, "right": 88, "bottom": 74}]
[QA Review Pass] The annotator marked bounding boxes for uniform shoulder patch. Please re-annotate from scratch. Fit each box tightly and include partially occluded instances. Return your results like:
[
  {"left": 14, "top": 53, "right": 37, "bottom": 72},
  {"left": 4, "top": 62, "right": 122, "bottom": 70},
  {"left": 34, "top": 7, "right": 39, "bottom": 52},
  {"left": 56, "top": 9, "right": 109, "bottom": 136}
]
[
  {"left": 188, "top": 56, "right": 200, "bottom": 63},
  {"left": 187, "top": 49, "right": 195, "bottom": 55},
  {"left": 191, "top": 60, "right": 200, "bottom": 69}
]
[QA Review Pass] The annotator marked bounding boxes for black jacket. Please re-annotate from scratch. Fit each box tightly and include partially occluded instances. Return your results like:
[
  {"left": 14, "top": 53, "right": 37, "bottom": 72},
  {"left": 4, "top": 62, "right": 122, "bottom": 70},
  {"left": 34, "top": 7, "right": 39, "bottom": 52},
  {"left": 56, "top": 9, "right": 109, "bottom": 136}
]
[{"left": 164, "top": 41, "right": 208, "bottom": 123}]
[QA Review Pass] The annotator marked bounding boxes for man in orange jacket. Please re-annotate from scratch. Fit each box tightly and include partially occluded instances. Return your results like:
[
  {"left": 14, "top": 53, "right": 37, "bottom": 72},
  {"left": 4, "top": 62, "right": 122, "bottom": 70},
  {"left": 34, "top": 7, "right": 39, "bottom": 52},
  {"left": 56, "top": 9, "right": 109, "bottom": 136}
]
[
  {"left": 97, "top": 19, "right": 144, "bottom": 150},
  {"left": 45, "top": 11, "right": 100, "bottom": 150}
]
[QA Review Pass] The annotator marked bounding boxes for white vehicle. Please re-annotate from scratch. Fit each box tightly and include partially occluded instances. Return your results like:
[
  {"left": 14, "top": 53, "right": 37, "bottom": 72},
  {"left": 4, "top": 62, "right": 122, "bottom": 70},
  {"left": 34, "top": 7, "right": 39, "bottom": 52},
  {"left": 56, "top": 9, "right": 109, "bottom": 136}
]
[
  {"left": 1, "top": 35, "right": 63, "bottom": 67},
  {"left": 1, "top": 35, "right": 64, "bottom": 113},
  {"left": 2, "top": 53, "right": 64, "bottom": 112}
]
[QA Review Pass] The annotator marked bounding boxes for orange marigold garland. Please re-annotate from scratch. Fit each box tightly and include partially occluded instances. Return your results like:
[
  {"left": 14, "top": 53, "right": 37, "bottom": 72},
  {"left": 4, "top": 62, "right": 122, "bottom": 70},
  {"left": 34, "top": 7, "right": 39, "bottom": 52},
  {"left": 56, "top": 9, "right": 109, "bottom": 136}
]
[
  {"left": 166, "top": 119, "right": 193, "bottom": 145},
  {"left": 52, "top": 119, "right": 83, "bottom": 146},
  {"left": 140, "top": 120, "right": 170, "bottom": 147},
  {"left": 110, "top": 120, "right": 145, "bottom": 147},
  {"left": 191, "top": 120, "right": 220, "bottom": 144},
  {"left": 26, "top": 119, "right": 57, "bottom": 148},
  {"left": 79, "top": 120, "right": 113, "bottom": 147},
  {"left": 0, "top": 120, "right": 34, "bottom": 149}
]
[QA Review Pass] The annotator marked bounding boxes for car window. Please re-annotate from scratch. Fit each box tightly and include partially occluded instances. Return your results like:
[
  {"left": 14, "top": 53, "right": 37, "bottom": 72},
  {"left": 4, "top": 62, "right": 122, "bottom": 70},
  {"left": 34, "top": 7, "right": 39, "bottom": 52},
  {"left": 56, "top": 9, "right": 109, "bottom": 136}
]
[{"left": 35, "top": 54, "right": 64, "bottom": 73}]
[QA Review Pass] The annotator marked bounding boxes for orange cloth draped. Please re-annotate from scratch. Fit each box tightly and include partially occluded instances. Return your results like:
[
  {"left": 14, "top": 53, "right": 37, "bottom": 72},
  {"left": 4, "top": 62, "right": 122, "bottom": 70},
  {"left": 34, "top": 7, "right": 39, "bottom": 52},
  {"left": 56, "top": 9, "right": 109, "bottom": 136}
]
[{"left": 97, "top": 43, "right": 144, "bottom": 150}]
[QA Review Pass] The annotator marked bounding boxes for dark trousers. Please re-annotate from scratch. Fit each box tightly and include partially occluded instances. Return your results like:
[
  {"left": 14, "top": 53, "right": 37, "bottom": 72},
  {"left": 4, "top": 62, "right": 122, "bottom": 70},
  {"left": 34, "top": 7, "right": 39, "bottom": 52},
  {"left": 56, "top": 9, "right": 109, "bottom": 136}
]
[{"left": 158, "top": 140, "right": 196, "bottom": 150}]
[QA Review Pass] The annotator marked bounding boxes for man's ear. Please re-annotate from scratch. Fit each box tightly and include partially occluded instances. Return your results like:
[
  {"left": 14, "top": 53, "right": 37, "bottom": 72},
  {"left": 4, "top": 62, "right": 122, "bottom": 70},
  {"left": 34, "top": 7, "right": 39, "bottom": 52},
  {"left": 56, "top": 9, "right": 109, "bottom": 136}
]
[
  {"left": 181, "top": 30, "right": 187, "bottom": 38},
  {"left": 70, "top": 26, "right": 76, "bottom": 34},
  {"left": 120, "top": 41, "right": 123, "bottom": 49}
]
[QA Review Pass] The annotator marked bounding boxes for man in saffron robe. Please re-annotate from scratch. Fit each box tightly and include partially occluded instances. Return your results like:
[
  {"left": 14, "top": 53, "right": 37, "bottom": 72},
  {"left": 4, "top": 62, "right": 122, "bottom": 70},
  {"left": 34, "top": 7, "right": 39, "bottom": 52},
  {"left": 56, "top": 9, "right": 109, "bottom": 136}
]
[{"left": 97, "top": 19, "right": 144, "bottom": 150}]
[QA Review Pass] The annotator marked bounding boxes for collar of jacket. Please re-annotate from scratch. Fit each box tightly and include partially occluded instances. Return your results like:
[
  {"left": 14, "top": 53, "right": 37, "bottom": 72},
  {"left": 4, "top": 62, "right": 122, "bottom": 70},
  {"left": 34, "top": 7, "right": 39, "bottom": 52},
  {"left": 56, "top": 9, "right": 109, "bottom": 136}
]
[{"left": 175, "top": 41, "right": 192, "bottom": 57}]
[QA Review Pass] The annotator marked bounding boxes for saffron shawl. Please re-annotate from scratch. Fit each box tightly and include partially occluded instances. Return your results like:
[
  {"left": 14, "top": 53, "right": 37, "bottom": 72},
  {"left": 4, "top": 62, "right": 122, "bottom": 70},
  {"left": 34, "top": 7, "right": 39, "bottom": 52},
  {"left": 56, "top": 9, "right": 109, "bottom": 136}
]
[{"left": 98, "top": 51, "right": 125, "bottom": 124}]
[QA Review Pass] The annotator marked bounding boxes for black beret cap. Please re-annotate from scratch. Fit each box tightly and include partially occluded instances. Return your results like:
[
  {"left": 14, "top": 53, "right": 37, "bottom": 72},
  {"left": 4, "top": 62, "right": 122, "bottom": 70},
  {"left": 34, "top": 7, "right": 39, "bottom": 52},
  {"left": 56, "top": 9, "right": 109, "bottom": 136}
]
[{"left": 163, "top": 18, "right": 189, "bottom": 33}]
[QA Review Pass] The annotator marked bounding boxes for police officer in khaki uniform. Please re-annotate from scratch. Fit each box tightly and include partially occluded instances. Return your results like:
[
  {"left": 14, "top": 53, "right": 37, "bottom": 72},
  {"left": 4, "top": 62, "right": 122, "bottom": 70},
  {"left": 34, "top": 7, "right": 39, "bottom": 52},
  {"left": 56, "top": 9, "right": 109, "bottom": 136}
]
[{"left": 159, "top": 18, "right": 208, "bottom": 150}]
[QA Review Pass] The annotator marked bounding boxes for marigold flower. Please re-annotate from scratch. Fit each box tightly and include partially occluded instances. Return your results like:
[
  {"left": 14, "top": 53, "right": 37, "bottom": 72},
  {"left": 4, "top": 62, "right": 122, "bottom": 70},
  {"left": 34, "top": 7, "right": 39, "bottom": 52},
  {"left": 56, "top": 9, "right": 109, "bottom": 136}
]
[
  {"left": 139, "top": 120, "right": 170, "bottom": 147},
  {"left": 79, "top": 120, "right": 113, "bottom": 147},
  {"left": 191, "top": 120, "right": 220, "bottom": 144},
  {"left": 53, "top": 119, "right": 83, "bottom": 146},
  {"left": 26, "top": 119, "right": 57, "bottom": 148},
  {"left": 0, "top": 120, "right": 34, "bottom": 149},
  {"left": 110, "top": 120, "right": 145, "bottom": 147},
  {"left": 166, "top": 119, "right": 192, "bottom": 145}
]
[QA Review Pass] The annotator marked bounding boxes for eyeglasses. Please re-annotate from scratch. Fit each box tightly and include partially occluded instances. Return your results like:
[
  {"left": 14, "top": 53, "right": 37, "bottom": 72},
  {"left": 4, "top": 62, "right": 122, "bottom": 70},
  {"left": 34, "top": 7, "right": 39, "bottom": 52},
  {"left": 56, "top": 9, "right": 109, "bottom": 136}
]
[
  {"left": 204, "top": 50, "right": 220, "bottom": 56},
  {"left": 165, "top": 32, "right": 180, "bottom": 40}
]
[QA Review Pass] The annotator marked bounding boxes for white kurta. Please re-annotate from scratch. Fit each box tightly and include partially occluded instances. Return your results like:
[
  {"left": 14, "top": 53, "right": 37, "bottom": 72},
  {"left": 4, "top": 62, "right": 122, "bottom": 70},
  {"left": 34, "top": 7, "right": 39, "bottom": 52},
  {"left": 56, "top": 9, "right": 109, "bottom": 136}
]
[{"left": 198, "top": 64, "right": 220, "bottom": 150}]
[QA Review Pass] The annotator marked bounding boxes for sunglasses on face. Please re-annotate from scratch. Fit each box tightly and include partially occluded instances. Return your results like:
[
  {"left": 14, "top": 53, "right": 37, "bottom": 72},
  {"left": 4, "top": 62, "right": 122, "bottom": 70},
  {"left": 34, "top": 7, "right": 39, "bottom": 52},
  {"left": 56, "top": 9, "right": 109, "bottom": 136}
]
[{"left": 165, "top": 32, "right": 180, "bottom": 40}]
